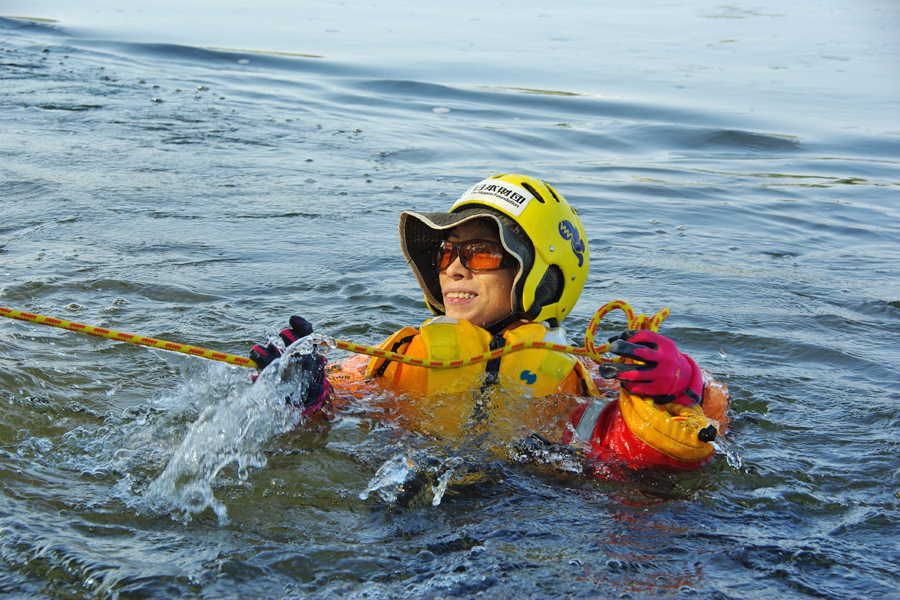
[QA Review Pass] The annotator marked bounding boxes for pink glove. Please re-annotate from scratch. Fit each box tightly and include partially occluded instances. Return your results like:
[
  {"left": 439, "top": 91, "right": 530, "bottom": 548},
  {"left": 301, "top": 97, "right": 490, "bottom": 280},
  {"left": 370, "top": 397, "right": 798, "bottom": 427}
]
[{"left": 598, "top": 330, "right": 703, "bottom": 406}]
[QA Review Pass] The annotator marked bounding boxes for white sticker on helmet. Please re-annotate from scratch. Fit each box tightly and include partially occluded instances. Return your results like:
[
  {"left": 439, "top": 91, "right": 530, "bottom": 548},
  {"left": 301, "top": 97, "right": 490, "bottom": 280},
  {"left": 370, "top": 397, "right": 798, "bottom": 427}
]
[{"left": 451, "top": 179, "right": 534, "bottom": 217}]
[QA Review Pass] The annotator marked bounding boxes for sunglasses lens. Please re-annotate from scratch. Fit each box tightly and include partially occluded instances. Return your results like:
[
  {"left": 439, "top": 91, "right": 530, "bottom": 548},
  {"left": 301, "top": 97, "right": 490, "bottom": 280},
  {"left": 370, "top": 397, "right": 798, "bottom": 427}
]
[
  {"left": 436, "top": 240, "right": 510, "bottom": 271},
  {"left": 436, "top": 241, "right": 455, "bottom": 271},
  {"left": 462, "top": 241, "right": 505, "bottom": 270}
]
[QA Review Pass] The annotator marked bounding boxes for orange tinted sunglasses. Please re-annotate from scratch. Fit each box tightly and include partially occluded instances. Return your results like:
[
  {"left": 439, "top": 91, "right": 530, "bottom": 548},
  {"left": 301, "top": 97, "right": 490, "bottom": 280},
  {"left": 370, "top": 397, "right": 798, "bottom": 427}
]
[{"left": 436, "top": 239, "right": 514, "bottom": 272}]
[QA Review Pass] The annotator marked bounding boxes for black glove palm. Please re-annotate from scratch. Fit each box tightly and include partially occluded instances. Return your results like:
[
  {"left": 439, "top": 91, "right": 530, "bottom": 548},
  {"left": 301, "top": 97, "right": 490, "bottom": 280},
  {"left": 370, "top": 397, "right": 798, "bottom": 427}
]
[{"left": 249, "top": 316, "right": 315, "bottom": 372}]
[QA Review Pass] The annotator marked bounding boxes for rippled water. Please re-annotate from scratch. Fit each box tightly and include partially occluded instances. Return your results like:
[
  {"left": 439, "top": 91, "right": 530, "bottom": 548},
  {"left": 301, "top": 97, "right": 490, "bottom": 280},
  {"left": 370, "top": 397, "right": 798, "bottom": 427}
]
[{"left": 1, "top": 2, "right": 899, "bottom": 598}]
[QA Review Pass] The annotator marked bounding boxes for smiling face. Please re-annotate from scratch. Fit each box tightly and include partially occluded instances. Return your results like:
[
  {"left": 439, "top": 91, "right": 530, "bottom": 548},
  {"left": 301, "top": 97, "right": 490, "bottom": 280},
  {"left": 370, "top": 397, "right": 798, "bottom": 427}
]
[{"left": 438, "top": 219, "right": 516, "bottom": 329}]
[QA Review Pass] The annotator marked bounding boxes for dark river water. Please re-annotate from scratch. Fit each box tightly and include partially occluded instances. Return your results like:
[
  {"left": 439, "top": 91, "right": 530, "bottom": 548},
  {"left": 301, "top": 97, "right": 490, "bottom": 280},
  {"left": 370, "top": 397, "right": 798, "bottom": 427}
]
[{"left": 1, "top": 2, "right": 898, "bottom": 598}]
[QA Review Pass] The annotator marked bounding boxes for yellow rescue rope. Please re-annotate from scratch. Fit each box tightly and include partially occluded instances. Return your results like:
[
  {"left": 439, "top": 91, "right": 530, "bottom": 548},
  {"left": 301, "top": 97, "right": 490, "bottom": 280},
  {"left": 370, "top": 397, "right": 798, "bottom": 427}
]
[
  {"left": 0, "top": 306, "right": 258, "bottom": 368},
  {"left": 0, "top": 300, "right": 668, "bottom": 370}
]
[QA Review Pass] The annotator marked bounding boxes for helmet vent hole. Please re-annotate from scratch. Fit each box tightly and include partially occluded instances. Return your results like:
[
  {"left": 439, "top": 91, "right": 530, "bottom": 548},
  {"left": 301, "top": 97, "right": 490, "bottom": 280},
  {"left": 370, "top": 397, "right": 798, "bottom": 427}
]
[
  {"left": 520, "top": 182, "right": 545, "bottom": 203},
  {"left": 546, "top": 184, "right": 561, "bottom": 202}
]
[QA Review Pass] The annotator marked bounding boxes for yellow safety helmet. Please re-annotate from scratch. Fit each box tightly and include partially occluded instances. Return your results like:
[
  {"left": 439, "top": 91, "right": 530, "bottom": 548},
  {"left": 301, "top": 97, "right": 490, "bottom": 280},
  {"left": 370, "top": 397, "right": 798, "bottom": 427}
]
[{"left": 399, "top": 174, "right": 589, "bottom": 329}]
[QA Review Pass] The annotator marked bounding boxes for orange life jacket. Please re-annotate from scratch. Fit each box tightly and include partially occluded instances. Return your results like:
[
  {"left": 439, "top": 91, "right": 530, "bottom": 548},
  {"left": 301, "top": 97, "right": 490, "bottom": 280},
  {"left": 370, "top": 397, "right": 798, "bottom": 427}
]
[
  {"left": 326, "top": 318, "right": 730, "bottom": 469},
  {"left": 363, "top": 317, "right": 599, "bottom": 398}
]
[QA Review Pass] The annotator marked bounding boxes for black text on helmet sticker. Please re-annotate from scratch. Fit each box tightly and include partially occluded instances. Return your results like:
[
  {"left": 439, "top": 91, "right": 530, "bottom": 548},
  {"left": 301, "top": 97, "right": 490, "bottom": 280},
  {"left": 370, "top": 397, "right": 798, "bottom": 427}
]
[{"left": 452, "top": 180, "right": 534, "bottom": 217}]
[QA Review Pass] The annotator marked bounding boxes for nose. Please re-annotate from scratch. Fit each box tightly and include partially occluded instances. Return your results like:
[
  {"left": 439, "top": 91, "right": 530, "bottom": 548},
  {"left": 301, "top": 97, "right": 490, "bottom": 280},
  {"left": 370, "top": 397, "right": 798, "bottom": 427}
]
[{"left": 444, "top": 251, "right": 470, "bottom": 278}]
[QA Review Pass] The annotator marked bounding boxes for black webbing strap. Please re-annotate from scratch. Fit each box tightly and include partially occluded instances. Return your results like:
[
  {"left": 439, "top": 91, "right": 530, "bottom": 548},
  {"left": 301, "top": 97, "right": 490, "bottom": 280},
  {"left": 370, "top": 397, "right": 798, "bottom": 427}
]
[
  {"left": 374, "top": 334, "right": 417, "bottom": 377},
  {"left": 480, "top": 334, "right": 507, "bottom": 393}
]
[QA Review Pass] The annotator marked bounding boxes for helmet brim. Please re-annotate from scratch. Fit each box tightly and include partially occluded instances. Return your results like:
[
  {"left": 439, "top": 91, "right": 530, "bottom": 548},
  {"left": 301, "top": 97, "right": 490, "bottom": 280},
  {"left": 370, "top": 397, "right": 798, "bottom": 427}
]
[{"left": 399, "top": 207, "right": 534, "bottom": 316}]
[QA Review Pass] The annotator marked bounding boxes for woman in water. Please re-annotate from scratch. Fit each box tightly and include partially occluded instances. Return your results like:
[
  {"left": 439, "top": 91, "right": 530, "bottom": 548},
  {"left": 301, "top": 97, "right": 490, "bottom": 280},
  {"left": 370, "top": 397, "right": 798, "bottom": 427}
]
[{"left": 251, "top": 174, "right": 729, "bottom": 469}]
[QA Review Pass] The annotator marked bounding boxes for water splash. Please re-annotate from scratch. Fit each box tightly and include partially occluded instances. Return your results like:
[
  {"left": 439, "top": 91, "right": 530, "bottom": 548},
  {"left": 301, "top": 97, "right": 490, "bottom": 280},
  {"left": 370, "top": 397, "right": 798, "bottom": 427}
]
[
  {"left": 359, "top": 451, "right": 465, "bottom": 507},
  {"left": 721, "top": 434, "right": 743, "bottom": 470},
  {"left": 509, "top": 433, "right": 585, "bottom": 474},
  {"left": 143, "top": 336, "right": 325, "bottom": 524},
  {"left": 359, "top": 453, "right": 419, "bottom": 503}
]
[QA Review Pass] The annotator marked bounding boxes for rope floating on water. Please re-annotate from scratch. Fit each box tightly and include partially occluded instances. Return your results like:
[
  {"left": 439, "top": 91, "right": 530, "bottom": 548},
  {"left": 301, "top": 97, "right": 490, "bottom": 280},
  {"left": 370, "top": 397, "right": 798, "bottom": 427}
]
[
  {"left": 0, "top": 300, "right": 669, "bottom": 370},
  {"left": 0, "top": 306, "right": 258, "bottom": 368}
]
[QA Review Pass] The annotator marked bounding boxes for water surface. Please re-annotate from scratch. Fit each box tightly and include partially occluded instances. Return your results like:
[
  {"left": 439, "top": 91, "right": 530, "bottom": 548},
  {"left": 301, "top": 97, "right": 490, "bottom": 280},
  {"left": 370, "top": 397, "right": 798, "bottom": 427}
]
[{"left": 1, "top": 2, "right": 899, "bottom": 598}]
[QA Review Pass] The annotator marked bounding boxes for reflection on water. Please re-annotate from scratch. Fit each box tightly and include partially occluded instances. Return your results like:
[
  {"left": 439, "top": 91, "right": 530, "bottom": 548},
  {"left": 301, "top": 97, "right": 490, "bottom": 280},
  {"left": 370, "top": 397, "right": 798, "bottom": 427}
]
[{"left": 1, "top": 4, "right": 899, "bottom": 598}]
